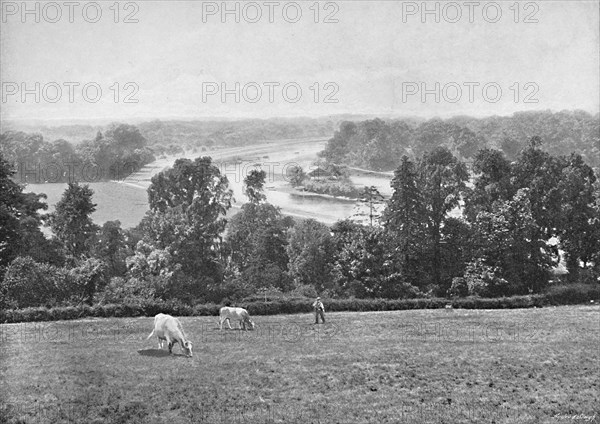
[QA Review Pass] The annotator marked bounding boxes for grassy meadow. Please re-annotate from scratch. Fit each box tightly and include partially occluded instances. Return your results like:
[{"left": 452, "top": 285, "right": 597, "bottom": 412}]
[{"left": 1, "top": 306, "right": 599, "bottom": 423}]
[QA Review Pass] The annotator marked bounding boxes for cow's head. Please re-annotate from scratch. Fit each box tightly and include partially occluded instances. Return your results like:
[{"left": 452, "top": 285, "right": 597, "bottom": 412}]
[
  {"left": 182, "top": 340, "right": 193, "bottom": 357},
  {"left": 246, "top": 319, "right": 256, "bottom": 331}
]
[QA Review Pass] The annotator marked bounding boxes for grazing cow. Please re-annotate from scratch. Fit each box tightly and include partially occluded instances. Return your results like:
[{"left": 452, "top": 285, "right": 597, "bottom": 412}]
[
  {"left": 219, "top": 307, "right": 255, "bottom": 331},
  {"left": 146, "top": 313, "right": 193, "bottom": 357}
]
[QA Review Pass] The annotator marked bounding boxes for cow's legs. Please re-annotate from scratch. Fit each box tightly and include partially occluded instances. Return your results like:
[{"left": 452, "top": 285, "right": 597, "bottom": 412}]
[{"left": 220, "top": 317, "right": 233, "bottom": 330}]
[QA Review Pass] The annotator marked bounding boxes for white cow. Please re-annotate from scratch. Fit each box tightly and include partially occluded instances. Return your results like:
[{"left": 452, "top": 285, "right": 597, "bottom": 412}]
[
  {"left": 219, "top": 307, "right": 255, "bottom": 331},
  {"left": 146, "top": 313, "right": 193, "bottom": 357}
]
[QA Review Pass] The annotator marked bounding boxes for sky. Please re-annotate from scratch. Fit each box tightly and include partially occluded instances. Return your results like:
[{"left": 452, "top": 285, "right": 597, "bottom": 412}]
[{"left": 1, "top": 0, "right": 599, "bottom": 123}]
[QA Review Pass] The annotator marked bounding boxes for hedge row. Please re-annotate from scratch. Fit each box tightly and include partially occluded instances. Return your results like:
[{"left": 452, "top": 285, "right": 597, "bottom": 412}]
[{"left": 1, "top": 284, "right": 598, "bottom": 324}]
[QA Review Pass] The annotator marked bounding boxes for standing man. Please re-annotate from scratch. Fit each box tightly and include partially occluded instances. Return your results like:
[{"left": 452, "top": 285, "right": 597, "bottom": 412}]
[{"left": 312, "top": 297, "right": 325, "bottom": 324}]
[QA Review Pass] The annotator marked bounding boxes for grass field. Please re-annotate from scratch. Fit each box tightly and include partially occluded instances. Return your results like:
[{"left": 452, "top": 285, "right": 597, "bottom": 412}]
[{"left": 1, "top": 306, "right": 599, "bottom": 423}]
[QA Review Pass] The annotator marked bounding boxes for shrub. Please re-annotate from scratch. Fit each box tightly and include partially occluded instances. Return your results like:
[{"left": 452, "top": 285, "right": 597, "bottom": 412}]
[
  {"left": 0, "top": 257, "right": 69, "bottom": 308},
  {"left": 66, "top": 258, "right": 108, "bottom": 305},
  {"left": 96, "top": 276, "right": 165, "bottom": 305},
  {"left": 1, "top": 284, "right": 598, "bottom": 323},
  {"left": 575, "top": 269, "right": 600, "bottom": 285},
  {"left": 302, "top": 180, "right": 361, "bottom": 198},
  {"left": 544, "top": 283, "right": 600, "bottom": 305},
  {"left": 193, "top": 303, "right": 220, "bottom": 316},
  {"left": 463, "top": 259, "right": 513, "bottom": 297},
  {"left": 448, "top": 277, "right": 469, "bottom": 297}
]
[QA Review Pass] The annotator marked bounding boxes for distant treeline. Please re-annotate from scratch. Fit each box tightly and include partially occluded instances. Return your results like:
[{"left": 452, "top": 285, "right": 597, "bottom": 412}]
[
  {"left": 320, "top": 110, "right": 600, "bottom": 171},
  {"left": 3, "top": 117, "right": 338, "bottom": 154},
  {"left": 0, "top": 124, "right": 155, "bottom": 183}
]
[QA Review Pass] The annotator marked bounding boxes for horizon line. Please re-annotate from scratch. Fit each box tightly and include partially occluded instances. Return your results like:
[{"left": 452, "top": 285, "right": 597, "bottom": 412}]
[{"left": 2, "top": 108, "right": 599, "bottom": 128}]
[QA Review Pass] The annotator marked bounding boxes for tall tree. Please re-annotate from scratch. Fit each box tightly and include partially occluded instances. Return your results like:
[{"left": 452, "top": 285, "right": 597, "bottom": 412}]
[
  {"left": 556, "top": 154, "right": 599, "bottom": 278},
  {"left": 418, "top": 147, "right": 469, "bottom": 288},
  {"left": 226, "top": 203, "right": 292, "bottom": 290},
  {"left": 383, "top": 156, "right": 428, "bottom": 288},
  {"left": 140, "top": 156, "right": 232, "bottom": 295},
  {"left": 473, "top": 188, "right": 552, "bottom": 293},
  {"left": 331, "top": 222, "right": 407, "bottom": 298},
  {"left": 511, "top": 137, "right": 566, "bottom": 238},
  {"left": 243, "top": 169, "right": 267, "bottom": 204},
  {"left": 147, "top": 157, "right": 231, "bottom": 215},
  {"left": 320, "top": 121, "right": 357, "bottom": 164},
  {"left": 286, "top": 219, "right": 335, "bottom": 292},
  {"left": 49, "top": 183, "right": 98, "bottom": 257},
  {"left": 464, "top": 148, "right": 514, "bottom": 223},
  {"left": 0, "top": 153, "right": 50, "bottom": 268},
  {"left": 93, "top": 220, "right": 127, "bottom": 277}
]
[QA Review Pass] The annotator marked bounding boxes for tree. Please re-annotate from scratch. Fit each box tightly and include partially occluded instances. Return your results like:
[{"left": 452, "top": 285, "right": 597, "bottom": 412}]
[
  {"left": 73, "top": 124, "right": 154, "bottom": 181},
  {"left": 126, "top": 240, "right": 178, "bottom": 280},
  {"left": 331, "top": 223, "right": 384, "bottom": 297},
  {"left": 49, "top": 183, "right": 98, "bottom": 258},
  {"left": 451, "top": 126, "right": 485, "bottom": 160},
  {"left": 147, "top": 157, "right": 232, "bottom": 214},
  {"left": 383, "top": 156, "right": 428, "bottom": 289},
  {"left": 511, "top": 137, "right": 566, "bottom": 238},
  {"left": 384, "top": 149, "right": 469, "bottom": 292},
  {"left": 0, "top": 153, "right": 47, "bottom": 264},
  {"left": 417, "top": 147, "right": 469, "bottom": 288},
  {"left": 139, "top": 201, "right": 227, "bottom": 285},
  {"left": 320, "top": 121, "right": 357, "bottom": 164},
  {"left": 0, "top": 255, "right": 106, "bottom": 308},
  {"left": 0, "top": 257, "right": 67, "bottom": 308},
  {"left": 67, "top": 257, "right": 107, "bottom": 305},
  {"left": 243, "top": 169, "right": 267, "bottom": 204},
  {"left": 331, "top": 222, "right": 415, "bottom": 298},
  {"left": 140, "top": 156, "right": 233, "bottom": 298},
  {"left": 226, "top": 203, "right": 293, "bottom": 291},
  {"left": 0, "top": 154, "right": 64, "bottom": 269},
  {"left": 50, "top": 139, "right": 76, "bottom": 163},
  {"left": 460, "top": 258, "right": 510, "bottom": 297},
  {"left": 464, "top": 148, "right": 514, "bottom": 223},
  {"left": 500, "top": 136, "right": 523, "bottom": 161},
  {"left": 412, "top": 119, "right": 454, "bottom": 157},
  {"left": 104, "top": 123, "right": 147, "bottom": 152},
  {"left": 93, "top": 220, "right": 127, "bottom": 277},
  {"left": 556, "top": 154, "right": 599, "bottom": 278},
  {"left": 357, "top": 119, "right": 398, "bottom": 171},
  {"left": 0, "top": 131, "right": 44, "bottom": 167},
  {"left": 286, "top": 165, "right": 306, "bottom": 187},
  {"left": 591, "top": 186, "right": 600, "bottom": 271},
  {"left": 473, "top": 189, "right": 552, "bottom": 294},
  {"left": 286, "top": 219, "right": 335, "bottom": 293},
  {"left": 439, "top": 217, "right": 474, "bottom": 295}
]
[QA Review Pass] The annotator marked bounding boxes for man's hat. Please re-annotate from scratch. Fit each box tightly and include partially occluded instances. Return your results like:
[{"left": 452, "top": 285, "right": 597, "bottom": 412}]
[{"left": 317, "top": 297, "right": 321, "bottom": 300}]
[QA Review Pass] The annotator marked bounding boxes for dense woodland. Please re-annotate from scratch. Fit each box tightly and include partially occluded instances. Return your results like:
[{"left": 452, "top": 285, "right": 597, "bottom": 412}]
[
  {"left": 320, "top": 110, "right": 599, "bottom": 172},
  {"left": 0, "top": 111, "right": 599, "bottom": 311}
]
